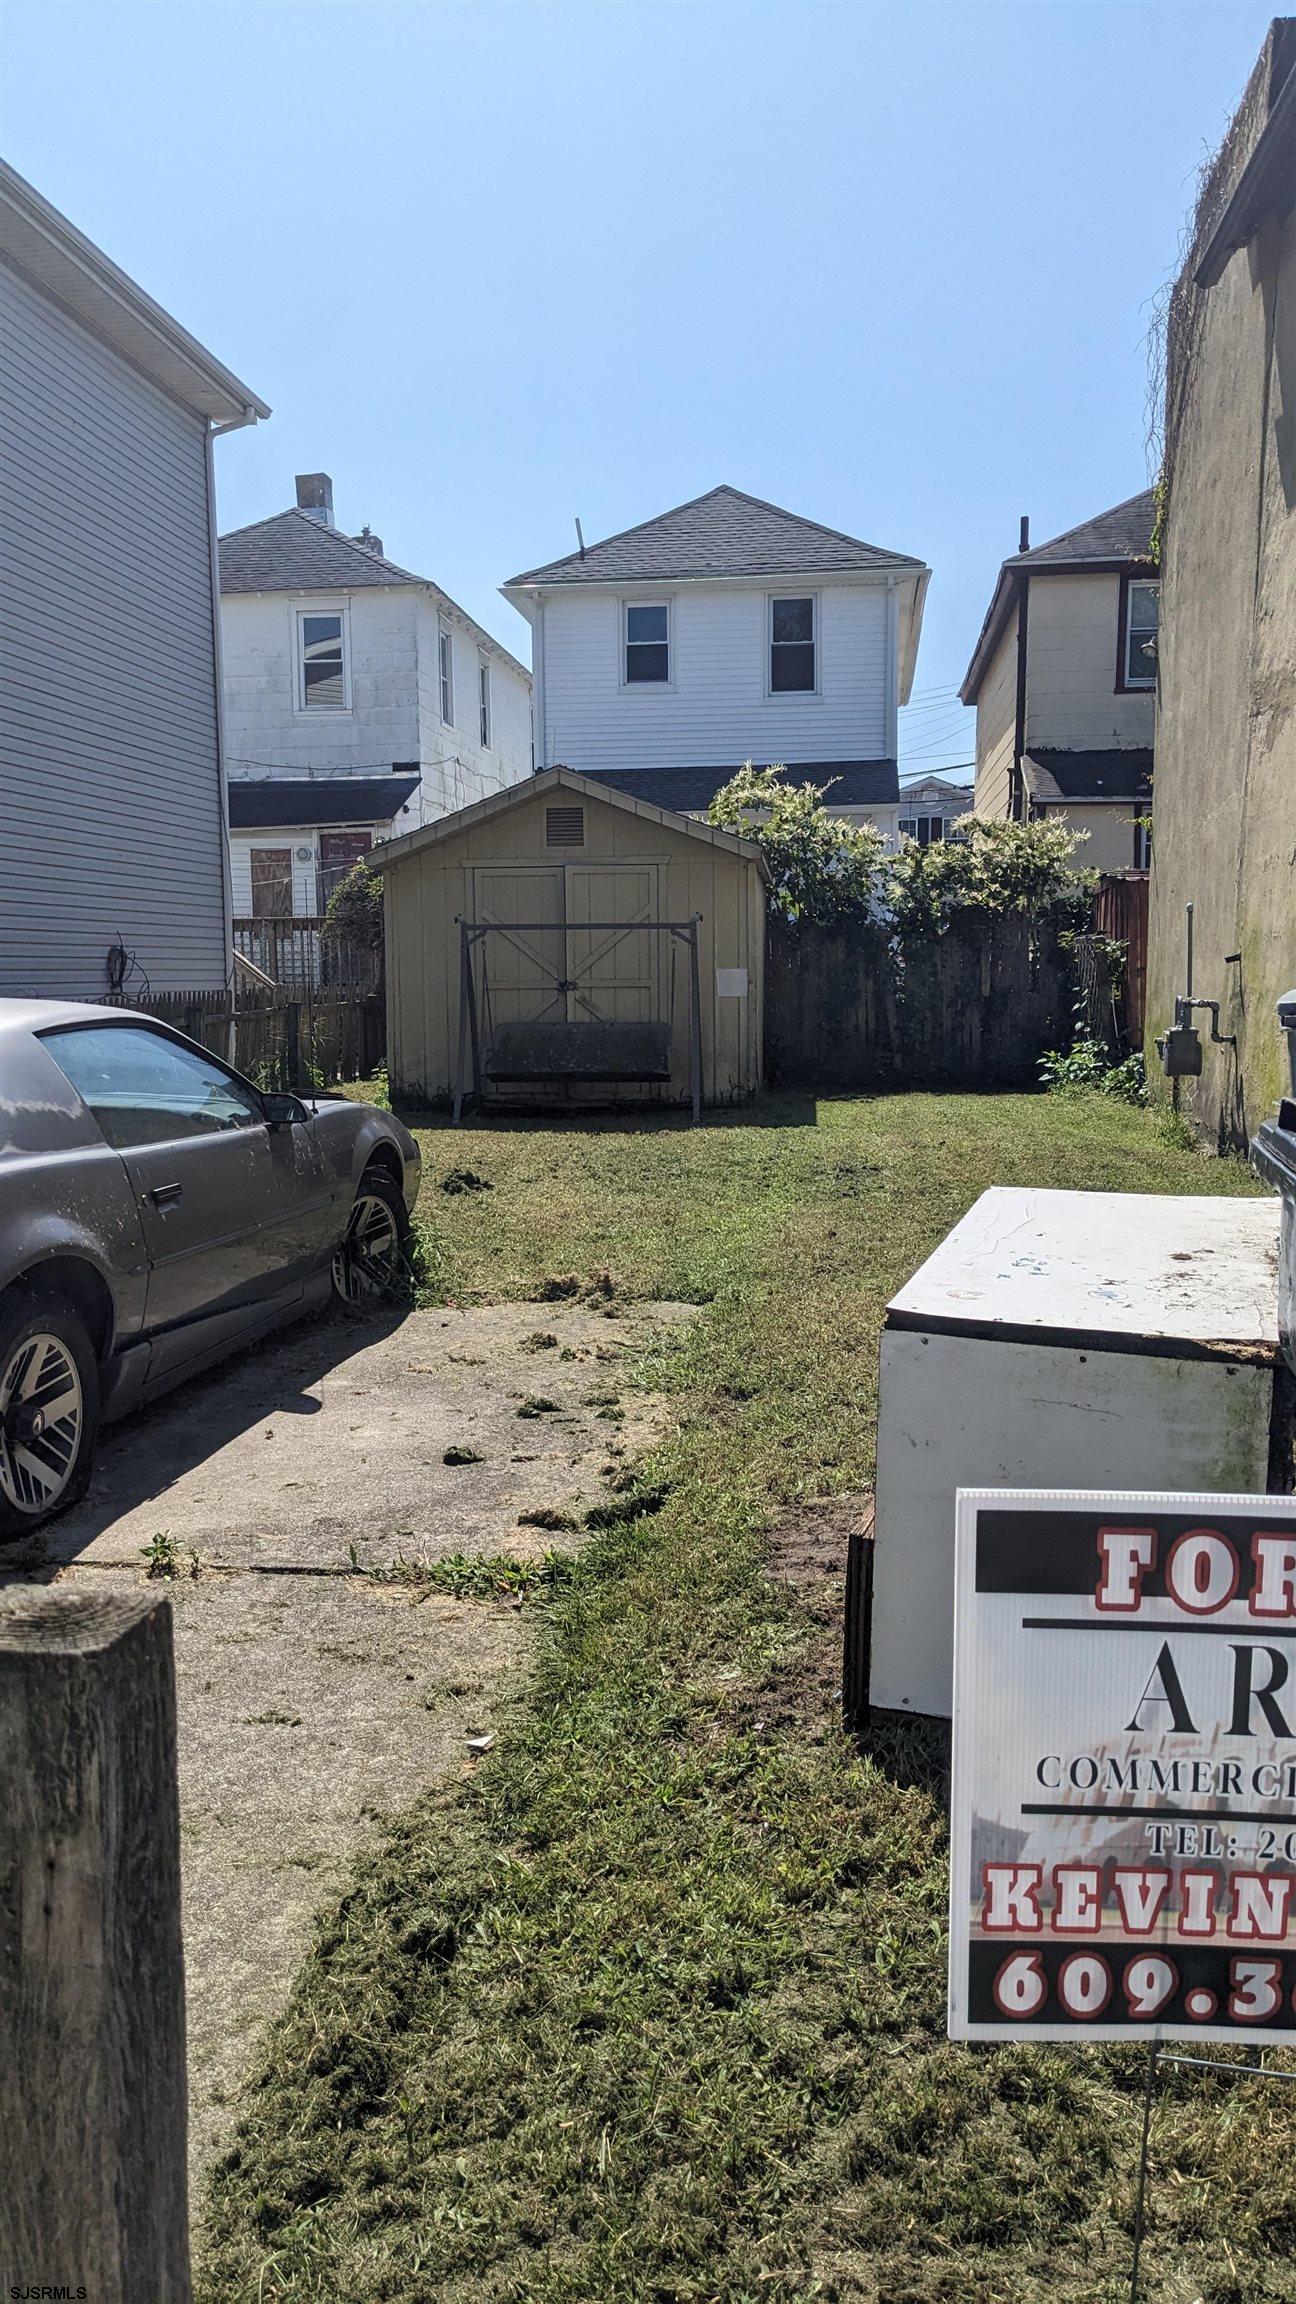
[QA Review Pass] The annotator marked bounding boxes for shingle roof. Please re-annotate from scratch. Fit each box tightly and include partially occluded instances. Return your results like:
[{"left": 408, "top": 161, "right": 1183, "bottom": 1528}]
[
  {"left": 579, "top": 760, "right": 899, "bottom": 813},
  {"left": 961, "top": 489, "right": 1158, "bottom": 703},
  {"left": 1017, "top": 490, "right": 1157, "bottom": 569},
  {"left": 219, "top": 510, "right": 424, "bottom": 593},
  {"left": 227, "top": 775, "right": 420, "bottom": 829},
  {"left": 505, "top": 485, "right": 925, "bottom": 587},
  {"left": 1022, "top": 749, "right": 1153, "bottom": 805}
]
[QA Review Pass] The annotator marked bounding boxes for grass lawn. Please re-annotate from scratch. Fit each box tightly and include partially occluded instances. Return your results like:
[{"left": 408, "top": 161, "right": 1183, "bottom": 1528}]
[{"left": 199, "top": 1090, "right": 1295, "bottom": 2304}]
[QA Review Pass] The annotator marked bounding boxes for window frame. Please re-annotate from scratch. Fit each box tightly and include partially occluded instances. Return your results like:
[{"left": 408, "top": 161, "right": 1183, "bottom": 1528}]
[
  {"left": 1116, "top": 570, "right": 1159, "bottom": 694},
  {"left": 294, "top": 604, "right": 351, "bottom": 715},
  {"left": 439, "top": 619, "right": 455, "bottom": 727},
  {"left": 767, "top": 592, "right": 819, "bottom": 697},
  {"left": 478, "top": 654, "right": 492, "bottom": 750},
  {"left": 621, "top": 598, "right": 673, "bottom": 689}
]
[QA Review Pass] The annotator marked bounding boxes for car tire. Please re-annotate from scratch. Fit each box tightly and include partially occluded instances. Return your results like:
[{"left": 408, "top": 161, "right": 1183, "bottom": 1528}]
[
  {"left": 0, "top": 1286, "right": 101, "bottom": 1540},
  {"left": 331, "top": 1167, "right": 411, "bottom": 1310}
]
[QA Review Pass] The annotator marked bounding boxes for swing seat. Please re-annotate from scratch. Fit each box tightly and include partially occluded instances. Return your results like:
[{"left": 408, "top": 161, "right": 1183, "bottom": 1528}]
[{"left": 484, "top": 1019, "right": 672, "bottom": 1084}]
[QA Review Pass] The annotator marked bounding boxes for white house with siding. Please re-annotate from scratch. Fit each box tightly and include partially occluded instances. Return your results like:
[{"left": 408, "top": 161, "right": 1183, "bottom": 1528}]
[
  {"left": 219, "top": 477, "right": 533, "bottom": 918},
  {"left": 0, "top": 162, "right": 267, "bottom": 997},
  {"left": 500, "top": 485, "right": 930, "bottom": 844}
]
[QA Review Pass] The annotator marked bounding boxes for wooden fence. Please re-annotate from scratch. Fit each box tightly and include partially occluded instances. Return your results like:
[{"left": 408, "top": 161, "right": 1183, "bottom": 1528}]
[
  {"left": 114, "top": 986, "right": 385, "bottom": 1090},
  {"left": 765, "top": 912, "right": 1075, "bottom": 1091},
  {"left": 1094, "top": 871, "right": 1150, "bottom": 1046}
]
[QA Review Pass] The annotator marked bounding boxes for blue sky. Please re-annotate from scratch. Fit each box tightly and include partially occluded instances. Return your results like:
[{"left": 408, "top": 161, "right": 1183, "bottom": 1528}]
[{"left": 2, "top": 1, "right": 1272, "bottom": 781}]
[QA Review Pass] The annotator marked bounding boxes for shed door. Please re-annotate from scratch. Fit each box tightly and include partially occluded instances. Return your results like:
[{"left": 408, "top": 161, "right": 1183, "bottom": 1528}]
[
  {"left": 470, "top": 863, "right": 662, "bottom": 1025},
  {"left": 565, "top": 866, "right": 661, "bottom": 1023},
  {"left": 471, "top": 867, "right": 566, "bottom": 1024}
]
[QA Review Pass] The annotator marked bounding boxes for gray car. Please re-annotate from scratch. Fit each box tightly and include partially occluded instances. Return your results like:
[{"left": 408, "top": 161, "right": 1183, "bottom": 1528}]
[{"left": 0, "top": 998, "right": 421, "bottom": 1536}]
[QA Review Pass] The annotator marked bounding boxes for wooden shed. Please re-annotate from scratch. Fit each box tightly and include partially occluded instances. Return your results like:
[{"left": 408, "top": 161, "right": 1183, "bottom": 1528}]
[{"left": 376, "top": 768, "right": 767, "bottom": 1115}]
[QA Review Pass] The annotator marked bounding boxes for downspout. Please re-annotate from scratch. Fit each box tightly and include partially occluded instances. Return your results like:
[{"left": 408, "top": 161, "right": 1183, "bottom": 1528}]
[
  {"left": 530, "top": 589, "right": 546, "bottom": 772},
  {"left": 885, "top": 575, "right": 900, "bottom": 850},
  {"left": 1010, "top": 514, "right": 1030, "bottom": 821},
  {"left": 204, "top": 419, "right": 237, "bottom": 1033}
]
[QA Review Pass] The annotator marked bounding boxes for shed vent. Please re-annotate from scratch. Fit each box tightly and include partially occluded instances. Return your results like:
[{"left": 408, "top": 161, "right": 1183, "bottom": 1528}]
[{"left": 546, "top": 805, "right": 585, "bottom": 847}]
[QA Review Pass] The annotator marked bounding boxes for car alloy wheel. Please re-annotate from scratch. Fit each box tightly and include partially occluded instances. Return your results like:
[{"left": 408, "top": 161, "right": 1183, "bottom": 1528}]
[
  {"left": 0, "top": 1332, "right": 85, "bottom": 1519},
  {"left": 332, "top": 1189, "right": 405, "bottom": 1307}
]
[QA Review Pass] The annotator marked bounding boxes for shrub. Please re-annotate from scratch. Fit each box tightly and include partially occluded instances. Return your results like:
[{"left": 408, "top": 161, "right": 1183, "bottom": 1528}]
[
  {"left": 1039, "top": 1039, "right": 1148, "bottom": 1105},
  {"left": 890, "top": 816, "right": 1095, "bottom": 936},
  {"left": 707, "top": 762, "right": 887, "bottom": 928},
  {"left": 322, "top": 860, "right": 384, "bottom": 951}
]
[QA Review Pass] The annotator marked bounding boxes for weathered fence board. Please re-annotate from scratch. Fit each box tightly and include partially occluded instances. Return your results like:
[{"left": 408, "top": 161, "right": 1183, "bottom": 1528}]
[
  {"left": 0, "top": 1589, "right": 191, "bottom": 2302},
  {"left": 107, "top": 987, "right": 385, "bottom": 1090},
  {"left": 765, "top": 913, "right": 1074, "bottom": 1091},
  {"left": 1094, "top": 871, "right": 1149, "bottom": 1046}
]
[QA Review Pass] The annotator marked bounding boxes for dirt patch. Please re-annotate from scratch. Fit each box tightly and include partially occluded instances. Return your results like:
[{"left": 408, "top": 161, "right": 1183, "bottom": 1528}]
[
  {"left": 719, "top": 1496, "right": 874, "bottom": 1745},
  {"left": 0, "top": 1296, "right": 694, "bottom": 2178}
]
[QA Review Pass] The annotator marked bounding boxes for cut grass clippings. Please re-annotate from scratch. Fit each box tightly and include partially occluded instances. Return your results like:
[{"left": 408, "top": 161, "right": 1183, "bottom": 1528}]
[{"left": 199, "top": 1091, "right": 1294, "bottom": 2304}]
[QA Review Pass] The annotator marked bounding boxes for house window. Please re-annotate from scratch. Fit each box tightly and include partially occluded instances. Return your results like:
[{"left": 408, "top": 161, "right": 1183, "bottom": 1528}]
[
  {"left": 298, "top": 612, "right": 346, "bottom": 710},
  {"left": 439, "top": 621, "right": 454, "bottom": 724},
  {"left": 899, "top": 814, "right": 948, "bottom": 847},
  {"left": 1133, "top": 814, "right": 1152, "bottom": 871},
  {"left": 250, "top": 847, "right": 293, "bottom": 918},
  {"left": 624, "top": 602, "right": 669, "bottom": 683},
  {"left": 479, "top": 657, "right": 491, "bottom": 749},
  {"left": 1120, "top": 578, "right": 1159, "bottom": 690},
  {"left": 770, "top": 596, "right": 816, "bottom": 692}
]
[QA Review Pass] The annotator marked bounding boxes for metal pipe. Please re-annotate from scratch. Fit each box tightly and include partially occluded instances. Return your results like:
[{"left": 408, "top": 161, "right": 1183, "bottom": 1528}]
[{"left": 1186, "top": 901, "right": 1194, "bottom": 1000}]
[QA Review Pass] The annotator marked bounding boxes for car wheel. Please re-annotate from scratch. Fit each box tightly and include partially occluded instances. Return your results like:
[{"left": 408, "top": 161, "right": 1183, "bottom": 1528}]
[
  {"left": 331, "top": 1168, "right": 411, "bottom": 1309},
  {"left": 0, "top": 1287, "right": 101, "bottom": 1539}
]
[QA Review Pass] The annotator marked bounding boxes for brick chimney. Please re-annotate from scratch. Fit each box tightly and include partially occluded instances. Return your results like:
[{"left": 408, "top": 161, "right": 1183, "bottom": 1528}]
[
  {"left": 295, "top": 473, "right": 334, "bottom": 527},
  {"left": 353, "top": 524, "right": 385, "bottom": 557}
]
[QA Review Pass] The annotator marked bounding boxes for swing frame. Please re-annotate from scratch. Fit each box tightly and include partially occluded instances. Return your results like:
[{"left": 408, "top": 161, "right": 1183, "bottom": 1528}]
[{"left": 452, "top": 914, "right": 704, "bottom": 1125}]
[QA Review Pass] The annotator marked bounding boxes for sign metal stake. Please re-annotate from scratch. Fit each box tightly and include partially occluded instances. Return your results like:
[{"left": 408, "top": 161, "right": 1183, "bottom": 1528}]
[{"left": 1127, "top": 2040, "right": 1158, "bottom": 2304}]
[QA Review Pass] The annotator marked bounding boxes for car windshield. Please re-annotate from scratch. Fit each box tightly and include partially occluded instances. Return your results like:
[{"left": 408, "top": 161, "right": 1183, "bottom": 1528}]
[{"left": 40, "top": 1024, "right": 261, "bottom": 1149}]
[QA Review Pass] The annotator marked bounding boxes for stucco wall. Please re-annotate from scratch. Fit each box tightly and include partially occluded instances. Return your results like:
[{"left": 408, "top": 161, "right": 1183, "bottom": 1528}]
[
  {"left": 972, "top": 620, "right": 1017, "bottom": 819},
  {"left": 1025, "top": 573, "right": 1155, "bottom": 751},
  {"left": 1146, "top": 40, "right": 1296, "bottom": 1147},
  {"left": 1043, "top": 801, "right": 1145, "bottom": 875}
]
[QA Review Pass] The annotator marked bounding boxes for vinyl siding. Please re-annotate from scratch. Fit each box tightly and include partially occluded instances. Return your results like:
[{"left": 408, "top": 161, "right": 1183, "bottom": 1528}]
[
  {"left": 972, "top": 620, "right": 1017, "bottom": 819},
  {"left": 1040, "top": 801, "right": 1145, "bottom": 874},
  {"left": 0, "top": 255, "right": 229, "bottom": 996},
  {"left": 535, "top": 580, "right": 890, "bottom": 773}
]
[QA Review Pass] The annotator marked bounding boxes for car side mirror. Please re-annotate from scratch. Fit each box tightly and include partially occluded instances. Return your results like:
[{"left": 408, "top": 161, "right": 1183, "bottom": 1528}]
[{"left": 263, "top": 1092, "right": 310, "bottom": 1129}]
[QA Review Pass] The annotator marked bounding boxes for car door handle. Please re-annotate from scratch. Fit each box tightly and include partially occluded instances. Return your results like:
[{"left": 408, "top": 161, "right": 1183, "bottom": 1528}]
[{"left": 150, "top": 1182, "right": 183, "bottom": 1207}]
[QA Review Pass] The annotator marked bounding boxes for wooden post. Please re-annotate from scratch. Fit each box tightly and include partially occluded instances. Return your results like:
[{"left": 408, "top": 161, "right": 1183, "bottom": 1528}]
[
  {"left": 0, "top": 1589, "right": 191, "bottom": 2302},
  {"left": 283, "top": 998, "right": 301, "bottom": 1093}
]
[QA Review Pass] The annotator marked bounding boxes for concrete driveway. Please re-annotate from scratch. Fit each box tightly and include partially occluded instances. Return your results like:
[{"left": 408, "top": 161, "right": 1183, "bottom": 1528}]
[{"left": 1, "top": 1293, "right": 689, "bottom": 2174}]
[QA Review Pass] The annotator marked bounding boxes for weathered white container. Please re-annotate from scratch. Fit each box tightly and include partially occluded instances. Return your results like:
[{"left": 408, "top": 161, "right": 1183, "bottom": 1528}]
[{"left": 869, "top": 1187, "right": 1281, "bottom": 1720}]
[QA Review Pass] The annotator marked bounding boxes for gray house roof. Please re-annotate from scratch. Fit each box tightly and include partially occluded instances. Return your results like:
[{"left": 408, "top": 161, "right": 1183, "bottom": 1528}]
[
  {"left": 580, "top": 760, "right": 899, "bottom": 814},
  {"left": 218, "top": 509, "right": 531, "bottom": 678},
  {"left": 961, "top": 489, "right": 1157, "bottom": 704},
  {"left": 505, "top": 484, "right": 926, "bottom": 588},
  {"left": 219, "top": 510, "right": 425, "bottom": 593},
  {"left": 228, "top": 775, "right": 420, "bottom": 829},
  {"left": 1022, "top": 749, "right": 1153, "bottom": 806}
]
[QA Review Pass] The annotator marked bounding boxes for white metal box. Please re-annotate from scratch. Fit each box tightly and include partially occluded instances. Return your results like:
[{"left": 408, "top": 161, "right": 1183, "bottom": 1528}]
[{"left": 869, "top": 1188, "right": 1281, "bottom": 1719}]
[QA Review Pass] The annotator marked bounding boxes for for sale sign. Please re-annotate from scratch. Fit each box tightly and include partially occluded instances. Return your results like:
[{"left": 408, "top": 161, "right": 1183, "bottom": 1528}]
[{"left": 948, "top": 1489, "right": 1296, "bottom": 2043}]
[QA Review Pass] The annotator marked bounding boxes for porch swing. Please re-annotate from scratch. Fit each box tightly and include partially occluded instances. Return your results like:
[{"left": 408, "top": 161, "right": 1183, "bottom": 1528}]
[{"left": 452, "top": 913, "right": 704, "bottom": 1124}]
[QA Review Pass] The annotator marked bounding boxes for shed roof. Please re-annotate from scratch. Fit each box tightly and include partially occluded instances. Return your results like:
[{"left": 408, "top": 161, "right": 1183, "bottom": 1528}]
[
  {"left": 371, "top": 766, "right": 769, "bottom": 880},
  {"left": 961, "top": 490, "right": 1157, "bottom": 704}
]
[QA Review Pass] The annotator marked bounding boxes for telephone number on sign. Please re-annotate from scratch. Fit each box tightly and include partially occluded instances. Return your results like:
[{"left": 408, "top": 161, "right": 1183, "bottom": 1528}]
[{"left": 990, "top": 1949, "right": 1294, "bottom": 2025}]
